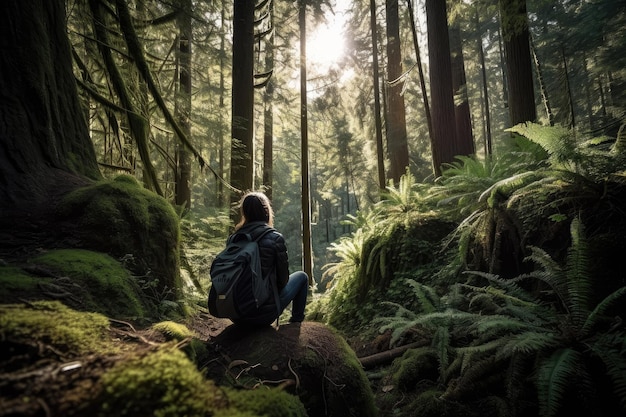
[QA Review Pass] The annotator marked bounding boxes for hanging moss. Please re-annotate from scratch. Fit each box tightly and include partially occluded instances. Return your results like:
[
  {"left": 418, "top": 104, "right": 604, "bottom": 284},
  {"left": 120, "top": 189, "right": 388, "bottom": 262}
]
[
  {"left": 56, "top": 175, "right": 181, "bottom": 302},
  {"left": 32, "top": 249, "right": 147, "bottom": 318}
]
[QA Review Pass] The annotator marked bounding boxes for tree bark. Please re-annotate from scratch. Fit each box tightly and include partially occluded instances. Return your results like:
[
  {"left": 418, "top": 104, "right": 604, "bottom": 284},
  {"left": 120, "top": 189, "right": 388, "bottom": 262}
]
[
  {"left": 0, "top": 0, "right": 100, "bottom": 211},
  {"left": 175, "top": 0, "right": 192, "bottom": 210},
  {"left": 230, "top": 0, "right": 255, "bottom": 214},
  {"left": 299, "top": 0, "right": 313, "bottom": 284},
  {"left": 370, "top": 0, "right": 386, "bottom": 191},
  {"left": 499, "top": 0, "right": 537, "bottom": 126},
  {"left": 449, "top": 23, "right": 475, "bottom": 156},
  {"left": 385, "top": 0, "right": 409, "bottom": 184},
  {"left": 426, "top": 0, "right": 457, "bottom": 176}
]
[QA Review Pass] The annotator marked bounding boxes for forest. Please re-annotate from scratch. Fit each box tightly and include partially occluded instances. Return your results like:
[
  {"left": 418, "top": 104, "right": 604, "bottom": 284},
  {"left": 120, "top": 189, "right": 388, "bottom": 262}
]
[{"left": 0, "top": 0, "right": 625, "bottom": 416}]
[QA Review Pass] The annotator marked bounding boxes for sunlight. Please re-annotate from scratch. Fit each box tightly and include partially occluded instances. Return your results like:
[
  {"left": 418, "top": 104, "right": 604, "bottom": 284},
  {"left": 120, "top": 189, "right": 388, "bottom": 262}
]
[
  {"left": 306, "top": 1, "right": 350, "bottom": 74},
  {"left": 307, "top": 19, "right": 345, "bottom": 73}
]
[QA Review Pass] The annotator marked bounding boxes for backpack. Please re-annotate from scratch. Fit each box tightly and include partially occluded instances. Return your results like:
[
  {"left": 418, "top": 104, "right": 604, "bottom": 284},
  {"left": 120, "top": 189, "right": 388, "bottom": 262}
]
[{"left": 208, "top": 227, "right": 279, "bottom": 320}]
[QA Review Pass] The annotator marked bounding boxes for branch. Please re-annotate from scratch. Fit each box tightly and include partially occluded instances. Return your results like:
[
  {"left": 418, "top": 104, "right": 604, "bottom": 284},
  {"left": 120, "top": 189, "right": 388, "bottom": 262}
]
[{"left": 358, "top": 342, "right": 423, "bottom": 370}]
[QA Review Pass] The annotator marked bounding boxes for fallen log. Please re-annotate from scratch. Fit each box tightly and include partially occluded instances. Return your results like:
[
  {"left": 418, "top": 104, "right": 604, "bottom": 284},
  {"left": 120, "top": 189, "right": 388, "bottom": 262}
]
[{"left": 358, "top": 341, "right": 423, "bottom": 370}]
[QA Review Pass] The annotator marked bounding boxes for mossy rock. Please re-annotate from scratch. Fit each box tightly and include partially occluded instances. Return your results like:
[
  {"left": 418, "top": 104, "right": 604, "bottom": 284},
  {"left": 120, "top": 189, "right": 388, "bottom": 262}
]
[
  {"left": 392, "top": 347, "right": 439, "bottom": 392},
  {"left": 206, "top": 321, "right": 378, "bottom": 417},
  {"left": 0, "top": 300, "right": 115, "bottom": 357},
  {"left": 56, "top": 175, "right": 181, "bottom": 300},
  {"left": 29, "top": 248, "right": 148, "bottom": 318},
  {"left": 96, "top": 347, "right": 306, "bottom": 417},
  {"left": 0, "top": 265, "right": 52, "bottom": 301}
]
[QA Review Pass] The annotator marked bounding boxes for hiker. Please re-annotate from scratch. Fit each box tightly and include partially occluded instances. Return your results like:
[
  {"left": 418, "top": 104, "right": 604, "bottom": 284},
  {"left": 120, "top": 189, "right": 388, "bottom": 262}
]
[{"left": 229, "top": 191, "right": 308, "bottom": 326}]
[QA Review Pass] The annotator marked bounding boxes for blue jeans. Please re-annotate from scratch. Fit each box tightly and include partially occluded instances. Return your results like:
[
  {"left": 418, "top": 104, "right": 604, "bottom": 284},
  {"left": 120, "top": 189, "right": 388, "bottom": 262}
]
[{"left": 279, "top": 271, "right": 308, "bottom": 322}]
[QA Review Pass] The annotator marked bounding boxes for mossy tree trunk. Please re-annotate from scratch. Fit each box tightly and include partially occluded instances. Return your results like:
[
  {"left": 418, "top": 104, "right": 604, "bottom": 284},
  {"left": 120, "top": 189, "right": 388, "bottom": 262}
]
[{"left": 0, "top": 0, "right": 100, "bottom": 211}]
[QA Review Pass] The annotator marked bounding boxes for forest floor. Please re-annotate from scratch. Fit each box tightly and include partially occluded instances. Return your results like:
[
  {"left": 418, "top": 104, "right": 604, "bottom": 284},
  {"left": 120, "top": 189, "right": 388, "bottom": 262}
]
[{"left": 1, "top": 289, "right": 392, "bottom": 417}]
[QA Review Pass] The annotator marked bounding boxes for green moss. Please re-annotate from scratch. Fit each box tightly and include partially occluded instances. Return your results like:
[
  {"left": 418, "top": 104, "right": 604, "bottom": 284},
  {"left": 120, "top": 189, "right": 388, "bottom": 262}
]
[
  {"left": 32, "top": 249, "right": 146, "bottom": 318},
  {"left": 219, "top": 387, "right": 308, "bottom": 417},
  {"left": 151, "top": 321, "right": 194, "bottom": 341},
  {"left": 0, "top": 266, "right": 51, "bottom": 294},
  {"left": 0, "top": 300, "right": 113, "bottom": 355},
  {"left": 98, "top": 348, "right": 226, "bottom": 417},
  {"left": 393, "top": 348, "right": 439, "bottom": 392},
  {"left": 57, "top": 175, "right": 181, "bottom": 301}
]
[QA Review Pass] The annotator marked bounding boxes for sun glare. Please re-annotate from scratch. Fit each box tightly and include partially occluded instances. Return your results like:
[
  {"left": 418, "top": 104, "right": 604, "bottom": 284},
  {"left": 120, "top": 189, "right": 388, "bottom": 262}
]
[{"left": 307, "top": 13, "right": 346, "bottom": 73}]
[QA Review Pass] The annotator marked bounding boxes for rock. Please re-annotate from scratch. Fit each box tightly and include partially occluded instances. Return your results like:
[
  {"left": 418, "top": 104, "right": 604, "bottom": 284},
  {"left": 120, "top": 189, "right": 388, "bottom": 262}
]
[{"left": 205, "top": 321, "right": 378, "bottom": 417}]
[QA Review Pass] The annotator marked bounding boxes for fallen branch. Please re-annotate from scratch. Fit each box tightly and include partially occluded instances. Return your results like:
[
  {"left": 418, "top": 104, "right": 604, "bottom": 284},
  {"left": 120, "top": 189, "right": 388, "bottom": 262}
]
[{"left": 358, "top": 342, "right": 423, "bottom": 370}]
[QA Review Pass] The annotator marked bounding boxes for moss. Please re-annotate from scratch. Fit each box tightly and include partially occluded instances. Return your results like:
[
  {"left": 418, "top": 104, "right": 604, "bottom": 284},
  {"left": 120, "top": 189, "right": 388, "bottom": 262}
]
[
  {"left": 57, "top": 175, "right": 181, "bottom": 301},
  {"left": 32, "top": 249, "right": 146, "bottom": 318},
  {"left": 218, "top": 387, "right": 308, "bottom": 417},
  {"left": 151, "top": 321, "right": 194, "bottom": 341},
  {"left": 0, "top": 300, "right": 113, "bottom": 355},
  {"left": 392, "top": 348, "right": 439, "bottom": 392},
  {"left": 98, "top": 348, "right": 227, "bottom": 417},
  {"left": 0, "top": 266, "right": 51, "bottom": 295}
]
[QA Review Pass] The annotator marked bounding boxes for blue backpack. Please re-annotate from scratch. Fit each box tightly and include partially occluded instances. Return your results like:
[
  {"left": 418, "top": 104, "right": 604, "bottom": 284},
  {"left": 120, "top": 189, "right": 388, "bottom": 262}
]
[{"left": 208, "top": 227, "right": 279, "bottom": 320}]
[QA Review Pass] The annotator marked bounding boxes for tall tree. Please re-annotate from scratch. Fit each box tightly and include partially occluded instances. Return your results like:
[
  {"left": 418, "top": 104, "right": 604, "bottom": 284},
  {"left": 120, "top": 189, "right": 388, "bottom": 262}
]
[
  {"left": 499, "top": 0, "right": 536, "bottom": 125},
  {"left": 262, "top": 1, "right": 275, "bottom": 200},
  {"left": 0, "top": 0, "right": 100, "bottom": 211},
  {"left": 175, "top": 0, "right": 192, "bottom": 210},
  {"left": 406, "top": 0, "right": 435, "bottom": 175},
  {"left": 370, "top": 0, "right": 386, "bottom": 190},
  {"left": 449, "top": 21, "right": 474, "bottom": 156},
  {"left": 230, "top": 0, "right": 256, "bottom": 213},
  {"left": 385, "top": 0, "right": 409, "bottom": 184},
  {"left": 426, "top": 0, "right": 457, "bottom": 176},
  {"left": 299, "top": 0, "right": 313, "bottom": 283}
]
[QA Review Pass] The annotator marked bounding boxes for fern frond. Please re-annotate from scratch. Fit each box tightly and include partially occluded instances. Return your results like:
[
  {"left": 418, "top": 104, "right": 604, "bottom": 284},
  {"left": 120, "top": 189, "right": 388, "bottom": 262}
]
[
  {"left": 506, "top": 123, "right": 577, "bottom": 167},
  {"left": 591, "top": 332, "right": 626, "bottom": 411},
  {"left": 536, "top": 348, "right": 583, "bottom": 417},
  {"left": 468, "top": 315, "right": 540, "bottom": 340},
  {"left": 405, "top": 279, "right": 440, "bottom": 313},
  {"left": 497, "top": 331, "right": 559, "bottom": 359},
  {"left": 565, "top": 216, "right": 592, "bottom": 327},
  {"left": 478, "top": 171, "right": 543, "bottom": 207},
  {"left": 582, "top": 286, "right": 626, "bottom": 334}
]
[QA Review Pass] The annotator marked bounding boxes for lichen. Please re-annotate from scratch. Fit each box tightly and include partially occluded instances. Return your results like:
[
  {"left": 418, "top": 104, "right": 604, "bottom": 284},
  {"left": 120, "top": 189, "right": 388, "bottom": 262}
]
[
  {"left": 0, "top": 300, "right": 113, "bottom": 355},
  {"left": 32, "top": 249, "right": 146, "bottom": 318}
]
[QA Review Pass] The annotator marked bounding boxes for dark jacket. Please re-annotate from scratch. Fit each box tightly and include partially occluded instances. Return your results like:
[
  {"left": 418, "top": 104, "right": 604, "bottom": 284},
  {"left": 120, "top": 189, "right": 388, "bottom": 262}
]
[{"left": 233, "top": 221, "right": 289, "bottom": 325}]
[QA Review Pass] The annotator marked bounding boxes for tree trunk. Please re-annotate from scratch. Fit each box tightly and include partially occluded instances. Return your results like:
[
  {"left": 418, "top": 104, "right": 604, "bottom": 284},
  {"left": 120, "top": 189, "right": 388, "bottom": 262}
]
[
  {"left": 230, "top": 0, "right": 255, "bottom": 213},
  {"left": 406, "top": 0, "right": 435, "bottom": 176},
  {"left": 0, "top": 0, "right": 100, "bottom": 211},
  {"left": 530, "top": 35, "right": 554, "bottom": 126},
  {"left": 476, "top": 10, "right": 493, "bottom": 157},
  {"left": 385, "top": 0, "right": 409, "bottom": 184},
  {"left": 175, "top": 0, "right": 192, "bottom": 210},
  {"left": 299, "top": 0, "right": 313, "bottom": 284},
  {"left": 499, "top": 0, "right": 537, "bottom": 126},
  {"left": 262, "top": 1, "right": 275, "bottom": 200},
  {"left": 370, "top": 0, "right": 386, "bottom": 191},
  {"left": 426, "top": 0, "right": 457, "bottom": 176},
  {"left": 449, "top": 22, "right": 475, "bottom": 157}
]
